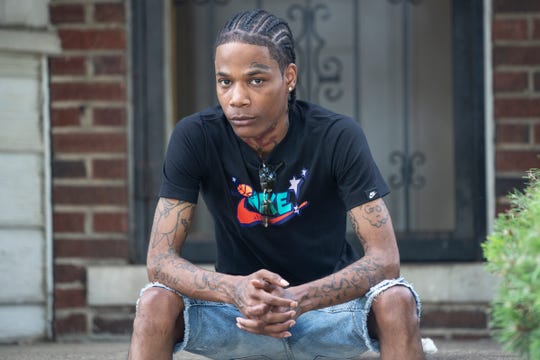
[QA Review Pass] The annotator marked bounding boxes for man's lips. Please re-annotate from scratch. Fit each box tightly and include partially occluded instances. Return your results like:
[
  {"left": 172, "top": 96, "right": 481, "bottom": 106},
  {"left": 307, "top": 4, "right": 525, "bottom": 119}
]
[{"left": 229, "top": 116, "right": 256, "bottom": 126}]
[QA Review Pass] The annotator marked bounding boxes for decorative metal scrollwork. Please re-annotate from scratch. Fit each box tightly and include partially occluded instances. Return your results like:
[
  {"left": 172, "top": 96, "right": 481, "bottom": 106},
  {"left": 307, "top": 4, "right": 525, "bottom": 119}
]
[
  {"left": 287, "top": 2, "right": 343, "bottom": 103},
  {"left": 389, "top": 150, "right": 426, "bottom": 190}
]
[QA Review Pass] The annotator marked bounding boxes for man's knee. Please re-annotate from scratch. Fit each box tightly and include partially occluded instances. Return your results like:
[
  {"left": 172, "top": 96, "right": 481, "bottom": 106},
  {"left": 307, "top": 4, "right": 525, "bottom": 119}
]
[
  {"left": 134, "top": 287, "right": 185, "bottom": 337},
  {"left": 371, "top": 285, "right": 419, "bottom": 328}
]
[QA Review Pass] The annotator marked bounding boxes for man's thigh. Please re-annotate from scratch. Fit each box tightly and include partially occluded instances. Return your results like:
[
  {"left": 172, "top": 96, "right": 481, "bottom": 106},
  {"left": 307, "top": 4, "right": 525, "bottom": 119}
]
[{"left": 141, "top": 277, "right": 420, "bottom": 360}]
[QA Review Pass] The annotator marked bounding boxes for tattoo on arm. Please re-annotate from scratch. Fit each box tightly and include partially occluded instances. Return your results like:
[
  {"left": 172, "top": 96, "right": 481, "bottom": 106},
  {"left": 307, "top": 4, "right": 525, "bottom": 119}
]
[
  {"left": 348, "top": 211, "right": 368, "bottom": 251},
  {"left": 150, "top": 198, "right": 194, "bottom": 252},
  {"left": 360, "top": 202, "right": 389, "bottom": 228},
  {"left": 302, "top": 257, "right": 384, "bottom": 309}
]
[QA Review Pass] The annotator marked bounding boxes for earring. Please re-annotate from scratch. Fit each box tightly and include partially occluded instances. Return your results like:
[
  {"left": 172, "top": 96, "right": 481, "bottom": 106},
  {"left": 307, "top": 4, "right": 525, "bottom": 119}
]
[{"left": 288, "top": 86, "right": 293, "bottom": 92}]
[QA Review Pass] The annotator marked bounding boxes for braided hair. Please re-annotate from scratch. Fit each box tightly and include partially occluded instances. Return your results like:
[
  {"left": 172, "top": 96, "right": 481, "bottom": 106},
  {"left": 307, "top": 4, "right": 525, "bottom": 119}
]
[{"left": 214, "top": 9, "right": 297, "bottom": 104}]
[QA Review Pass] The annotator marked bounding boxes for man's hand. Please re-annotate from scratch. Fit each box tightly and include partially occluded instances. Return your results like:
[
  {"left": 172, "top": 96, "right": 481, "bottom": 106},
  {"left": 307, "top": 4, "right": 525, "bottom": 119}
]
[{"left": 232, "top": 269, "right": 299, "bottom": 338}]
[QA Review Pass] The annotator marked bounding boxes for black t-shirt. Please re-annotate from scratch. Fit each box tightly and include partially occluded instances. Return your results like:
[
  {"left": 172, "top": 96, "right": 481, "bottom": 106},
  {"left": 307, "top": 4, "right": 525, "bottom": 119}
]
[{"left": 160, "top": 100, "right": 389, "bottom": 286}]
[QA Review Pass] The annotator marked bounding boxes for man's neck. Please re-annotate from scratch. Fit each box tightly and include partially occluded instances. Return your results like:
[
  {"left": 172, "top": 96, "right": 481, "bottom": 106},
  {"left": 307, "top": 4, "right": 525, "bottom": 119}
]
[{"left": 242, "top": 117, "right": 289, "bottom": 159}]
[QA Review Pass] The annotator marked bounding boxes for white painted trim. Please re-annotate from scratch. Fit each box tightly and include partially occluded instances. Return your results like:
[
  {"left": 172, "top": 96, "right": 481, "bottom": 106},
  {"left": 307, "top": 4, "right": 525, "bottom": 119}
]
[
  {"left": 87, "top": 263, "right": 497, "bottom": 306},
  {"left": 0, "top": 29, "right": 60, "bottom": 55},
  {"left": 41, "top": 55, "right": 54, "bottom": 340},
  {"left": 484, "top": 0, "right": 495, "bottom": 234}
]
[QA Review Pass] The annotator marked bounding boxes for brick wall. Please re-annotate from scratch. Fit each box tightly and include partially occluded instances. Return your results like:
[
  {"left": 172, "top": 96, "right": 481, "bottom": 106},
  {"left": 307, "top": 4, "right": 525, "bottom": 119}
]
[
  {"left": 49, "top": 0, "right": 130, "bottom": 338},
  {"left": 493, "top": 0, "right": 540, "bottom": 212}
]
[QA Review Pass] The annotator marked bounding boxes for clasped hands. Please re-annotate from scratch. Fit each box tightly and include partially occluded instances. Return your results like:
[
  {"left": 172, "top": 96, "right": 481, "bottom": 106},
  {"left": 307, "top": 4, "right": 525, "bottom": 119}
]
[{"left": 233, "top": 269, "right": 300, "bottom": 338}]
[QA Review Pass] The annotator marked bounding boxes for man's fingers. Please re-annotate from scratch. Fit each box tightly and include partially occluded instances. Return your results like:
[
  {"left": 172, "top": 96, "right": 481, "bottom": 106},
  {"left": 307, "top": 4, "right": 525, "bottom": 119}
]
[
  {"left": 262, "top": 310, "right": 296, "bottom": 324},
  {"left": 242, "top": 303, "right": 270, "bottom": 317},
  {"left": 250, "top": 278, "right": 274, "bottom": 291},
  {"left": 258, "top": 291, "right": 298, "bottom": 309},
  {"left": 236, "top": 317, "right": 296, "bottom": 338},
  {"left": 255, "top": 270, "right": 289, "bottom": 288}
]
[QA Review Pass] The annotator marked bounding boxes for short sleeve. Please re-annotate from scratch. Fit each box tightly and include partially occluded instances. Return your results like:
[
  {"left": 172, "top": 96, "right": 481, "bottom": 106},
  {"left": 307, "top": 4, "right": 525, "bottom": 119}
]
[
  {"left": 330, "top": 117, "right": 389, "bottom": 210},
  {"left": 159, "top": 116, "right": 207, "bottom": 203}
]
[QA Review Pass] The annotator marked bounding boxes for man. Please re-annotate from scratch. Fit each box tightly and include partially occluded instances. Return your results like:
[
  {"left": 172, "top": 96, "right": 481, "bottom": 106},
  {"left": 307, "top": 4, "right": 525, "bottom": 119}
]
[{"left": 129, "top": 9, "right": 425, "bottom": 360}]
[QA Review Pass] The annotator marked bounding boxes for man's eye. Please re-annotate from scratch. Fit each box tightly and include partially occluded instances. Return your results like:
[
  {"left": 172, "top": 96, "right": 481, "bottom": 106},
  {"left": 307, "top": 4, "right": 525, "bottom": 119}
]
[
  {"left": 218, "top": 79, "right": 231, "bottom": 86},
  {"left": 250, "top": 79, "right": 264, "bottom": 86}
]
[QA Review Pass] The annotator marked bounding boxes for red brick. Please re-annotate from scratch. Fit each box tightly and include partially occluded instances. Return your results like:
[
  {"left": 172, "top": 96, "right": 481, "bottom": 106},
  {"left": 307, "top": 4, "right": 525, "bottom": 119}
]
[
  {"left": 534, "top": 19, "right": 540, "bottom": 39},
  {"left": 421, "top": 309, "right": 487, "bottom": 329},
  {"left": 93, "top": 316, "right": 132, "bottom": 334},
  {"left": 55, "top": 239, "right": 128, "bottom": 258},
  {"left": 92, "top": 159, "right": 126, "bottom": 179},
  {"left": 50, "top": 56, "right": 86, "bottom": 75},
  {"left": 53, "top": 159, "right": 87, "bottom": 178},
  {"left": 535, "top": 124, "right": 540, "bottom": 143},
  {"left": 93, "top": 212, "right": 128, "bottom": 233},
  {"left": 494, "top": 0, "right": 540, "bottom": 13},
  {"left": 58, "top": 29, "right": 125, "bottom": 50},
  {"left": 496, "top": 202, "right": 512, "bottom": 216},
  {"left": 492, "top": 19, "right": 528, "bottom": 40},
  {"left": 496, "top": 150, "right": 540, "bottom": 171},
  {"left": 93, "top": 55, "right": 125, "bottom": 75},
  {"left": 53, "top": 212, "right": 86, "bottom": 232},
  {"left": 51, "top": 82, "right": 125, "bottom": 101},
  {"left": 93, "top": 107, "right": 126, "bottom": 126},
  {"left": 493, "top": 46, "right": 540, "bottom": 66},
  {"left": 54, "top": 288, "right": 86, "bottom": 309},
  {"left": 534, "top": 72, "right": 540, "bottom": 92},
  {"left": 94, "top": 3, "right": 125, "bottom": 23},
  {"left": 54, "top": 264, "right": 86, "bottom": 284},
  {"left": 496, "top": 123, "right": 530, "bottom": 143},
  {"left": 53, "top": 185, "right": 127, "bottom": 205},
  {"left": 495, "top": 177, "right": 527, "bottom": 197},
  {"left": 51, "top": 108, "right": 82, "bottom": 127},
  {"left": 54, "top": 313, "right": 87, "bottom": 335},
  {"left": 50, "top": 4, "right": 85, "bottom": 24},
  {"left": 493, "top": 72, "right": 528, "bottom": 92},
  {"left": 494, "top": 98, "right": 540, "bottom": 117},
  {"left": 53, "top": 133, "right": 126, "bottom": 153}
]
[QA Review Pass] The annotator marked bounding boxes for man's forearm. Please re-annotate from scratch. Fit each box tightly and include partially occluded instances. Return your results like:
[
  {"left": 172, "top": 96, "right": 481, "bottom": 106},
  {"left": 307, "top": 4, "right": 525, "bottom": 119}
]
[
  {"left": 292, "top": 254, "right": 399, "bottom": 314},
  {"left": 146, "top": 198, "right": 241, "bottom": 304},
  {"left": 148, "top": 252, "right": 239, "bottom": 304}
]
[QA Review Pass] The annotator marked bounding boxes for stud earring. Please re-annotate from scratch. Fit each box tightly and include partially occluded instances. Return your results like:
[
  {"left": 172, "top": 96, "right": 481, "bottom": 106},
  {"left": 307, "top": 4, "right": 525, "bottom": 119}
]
[{"left": 288, "top": 86, "right": 293, "bottom": 92}]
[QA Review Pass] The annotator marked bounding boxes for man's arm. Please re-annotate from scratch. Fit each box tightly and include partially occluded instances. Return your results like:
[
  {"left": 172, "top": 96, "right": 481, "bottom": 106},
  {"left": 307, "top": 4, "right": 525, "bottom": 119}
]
[
  {"left": 236, "top": 197, "right": 399, "bottom": 334},
  {"left": 293, "top": 197, "right": 399, "bottom": 311},
  {"left": 147, "top": 197, "right": 297, "bottom": 333}
]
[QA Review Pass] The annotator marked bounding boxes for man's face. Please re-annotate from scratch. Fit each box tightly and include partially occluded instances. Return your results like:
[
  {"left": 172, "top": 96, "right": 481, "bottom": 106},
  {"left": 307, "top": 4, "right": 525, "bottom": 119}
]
[{"left": 215, "top": 42, "right": 295, "bottom": 141}]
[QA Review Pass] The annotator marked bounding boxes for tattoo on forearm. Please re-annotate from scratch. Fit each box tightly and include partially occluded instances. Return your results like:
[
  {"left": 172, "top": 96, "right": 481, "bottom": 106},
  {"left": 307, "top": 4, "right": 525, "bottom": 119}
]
[
  {"left": 150, "top": 199, "right": 194, "bottom": 251},
  {"left": 360, "top": 202, "right": 389, "bottom": 228},
  {"left": 304, "top": 257, "right": 384, "bottom": 309}
]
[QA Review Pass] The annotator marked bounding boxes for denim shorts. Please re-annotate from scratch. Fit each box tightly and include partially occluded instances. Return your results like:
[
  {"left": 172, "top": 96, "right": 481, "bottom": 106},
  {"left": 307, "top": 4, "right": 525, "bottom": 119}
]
[{"left": 138, "top": 277, "right": 420, "bottom": 360}]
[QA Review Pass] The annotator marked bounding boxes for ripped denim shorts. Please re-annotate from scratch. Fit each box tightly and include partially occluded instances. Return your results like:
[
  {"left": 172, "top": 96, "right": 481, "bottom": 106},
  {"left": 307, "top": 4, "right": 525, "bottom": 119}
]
[{"left": 137, "top": 277, "right": 421, "bottom": 360}]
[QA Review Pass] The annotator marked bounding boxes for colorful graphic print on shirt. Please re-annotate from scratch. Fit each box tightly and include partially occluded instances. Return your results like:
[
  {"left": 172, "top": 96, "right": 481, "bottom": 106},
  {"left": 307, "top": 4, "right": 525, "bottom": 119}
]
[{"left": 232, "top": 168, "right": 310, "bottom": 227}]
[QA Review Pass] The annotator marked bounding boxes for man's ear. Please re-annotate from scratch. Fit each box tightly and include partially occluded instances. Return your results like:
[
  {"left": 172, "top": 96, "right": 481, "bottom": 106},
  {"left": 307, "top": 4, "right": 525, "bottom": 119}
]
[{"left": 285, "top": 63, "right": 297, "bottom": 89}]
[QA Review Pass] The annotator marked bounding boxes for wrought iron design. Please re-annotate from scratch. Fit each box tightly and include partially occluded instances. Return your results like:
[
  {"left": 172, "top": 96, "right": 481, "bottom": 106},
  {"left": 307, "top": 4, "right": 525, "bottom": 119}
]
[
  {"left": 287, "top": 2, "right": 343, "bottom": 103},
  {"left": 389, "top": 151, "right": 425, "bottom": 190}
]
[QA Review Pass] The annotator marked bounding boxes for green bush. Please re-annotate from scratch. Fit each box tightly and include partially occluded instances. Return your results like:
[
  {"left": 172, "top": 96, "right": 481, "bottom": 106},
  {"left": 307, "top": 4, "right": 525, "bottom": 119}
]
[{"left": 483, "top": 169, "right": 540, "bottom": 359}]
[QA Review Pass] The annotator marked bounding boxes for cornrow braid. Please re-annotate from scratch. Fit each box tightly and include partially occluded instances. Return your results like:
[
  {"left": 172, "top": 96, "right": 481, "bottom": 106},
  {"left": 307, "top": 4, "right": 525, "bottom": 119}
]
[{"left": 214, "top": 9, "right": 297, "bottom": 105}]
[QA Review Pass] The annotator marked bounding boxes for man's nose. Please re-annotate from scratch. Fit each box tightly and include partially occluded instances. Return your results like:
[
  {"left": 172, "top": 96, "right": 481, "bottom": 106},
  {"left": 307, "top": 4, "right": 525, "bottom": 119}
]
[{"left": 229, "top": 84, "right": 250, "bottom": 107}]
